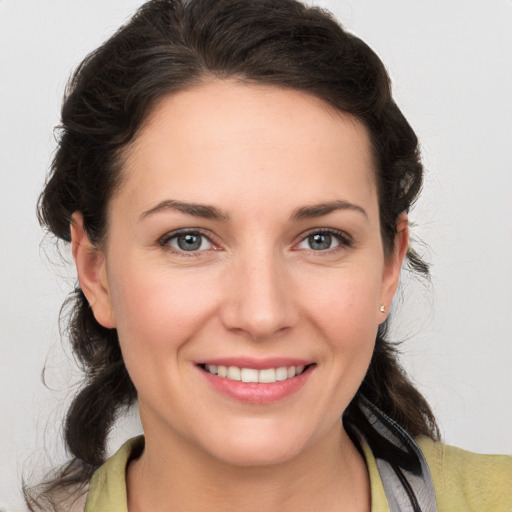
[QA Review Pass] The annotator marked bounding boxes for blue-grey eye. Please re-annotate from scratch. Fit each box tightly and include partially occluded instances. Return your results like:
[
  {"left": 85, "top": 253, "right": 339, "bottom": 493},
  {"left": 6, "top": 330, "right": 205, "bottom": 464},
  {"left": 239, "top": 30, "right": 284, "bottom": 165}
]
[
  {"left": 168, "top": 232, "right": 212, "bottom": 252},
  {"left": 309, "top": 233, "right": 332, "bottom": 250},
  {"left": 298, "top": 232, "right": 342, "bottom": 251}
]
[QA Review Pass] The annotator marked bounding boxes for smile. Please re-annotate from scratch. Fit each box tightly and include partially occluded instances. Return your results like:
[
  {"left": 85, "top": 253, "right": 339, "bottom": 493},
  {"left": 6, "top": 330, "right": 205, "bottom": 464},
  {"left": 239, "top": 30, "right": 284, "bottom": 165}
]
[
  {"left": 202, "top": 364, "right": 307, "bottom": 383},
  {"left": 197, "top": 359, "right": 315, "bottom": 403}
]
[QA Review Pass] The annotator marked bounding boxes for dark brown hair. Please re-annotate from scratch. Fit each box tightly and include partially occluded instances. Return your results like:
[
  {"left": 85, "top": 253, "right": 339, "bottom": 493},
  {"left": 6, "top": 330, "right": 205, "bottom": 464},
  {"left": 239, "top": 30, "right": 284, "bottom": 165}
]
[{"left": 28, "top": 0, "right": 439, "bottom": 509}]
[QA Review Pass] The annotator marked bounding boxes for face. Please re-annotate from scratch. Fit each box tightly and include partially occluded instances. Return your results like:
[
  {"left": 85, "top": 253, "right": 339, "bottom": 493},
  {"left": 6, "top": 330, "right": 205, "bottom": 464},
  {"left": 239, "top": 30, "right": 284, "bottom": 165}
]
[{"left": 73, "top": 81, "right": 406, "bottom": 466}]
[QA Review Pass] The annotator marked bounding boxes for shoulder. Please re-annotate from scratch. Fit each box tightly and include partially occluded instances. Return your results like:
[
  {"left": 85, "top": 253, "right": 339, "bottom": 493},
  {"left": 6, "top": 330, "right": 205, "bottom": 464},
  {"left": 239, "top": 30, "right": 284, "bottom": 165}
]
[
  {"left": 85, "top": 436, "right": 144, "bottom": 512},
  {"left": 417, "top": 437, "right": 512, "bottom": 512}
]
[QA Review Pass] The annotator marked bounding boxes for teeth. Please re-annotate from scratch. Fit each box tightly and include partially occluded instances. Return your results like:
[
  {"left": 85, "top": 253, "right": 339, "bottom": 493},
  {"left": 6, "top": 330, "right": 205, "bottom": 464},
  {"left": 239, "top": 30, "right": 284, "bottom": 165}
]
[
  {"left": 275, "top": 367, "right": 288, "bottom": 381},
  {"left": 258, "top": 368, "right": 276, "bottom": 383},
  {"left": 227, "top": 366, "right": 241, "bottom": 381},
  {"left": 241, "top": 368, "right": 259, "bottom": 383},
  {"left": 204, "top": 364, "right": 307, "bottom": 383}
]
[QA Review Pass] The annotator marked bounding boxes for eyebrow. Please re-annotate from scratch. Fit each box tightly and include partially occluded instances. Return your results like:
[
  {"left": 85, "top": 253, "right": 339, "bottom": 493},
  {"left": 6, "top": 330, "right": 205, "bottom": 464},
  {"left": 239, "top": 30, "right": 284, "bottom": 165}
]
[
  {"left": 140, "top": 200, "right": 230, "bottom": 221},
  {"left": 291, "top": 200, "right": 368, "bottom": 220},
  {"left": 139, "top": 199, "right": 367, "bottom": 222}
]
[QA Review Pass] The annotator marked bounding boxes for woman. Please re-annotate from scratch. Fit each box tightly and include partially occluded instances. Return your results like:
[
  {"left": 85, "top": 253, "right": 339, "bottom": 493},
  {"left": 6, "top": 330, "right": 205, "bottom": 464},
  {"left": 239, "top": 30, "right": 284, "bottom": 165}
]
[{"left": 27, "top": 0, "right": 511, "bottom": 511}]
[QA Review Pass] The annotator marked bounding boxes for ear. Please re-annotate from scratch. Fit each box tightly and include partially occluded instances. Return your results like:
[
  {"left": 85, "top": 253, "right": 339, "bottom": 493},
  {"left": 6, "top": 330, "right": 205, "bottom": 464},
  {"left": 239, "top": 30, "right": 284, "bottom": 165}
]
[
  {"left": 379, "top": 212, "right": 409, "bottom": 321},
  {"left": 70, "top": 213, "right": 116, "bottom": 328}
]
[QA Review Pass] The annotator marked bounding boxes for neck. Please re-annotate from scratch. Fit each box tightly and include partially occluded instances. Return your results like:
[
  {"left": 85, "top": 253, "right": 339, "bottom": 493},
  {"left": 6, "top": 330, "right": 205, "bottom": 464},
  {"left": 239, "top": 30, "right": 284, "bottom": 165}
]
[{"left": 127, "top": 420, "right": 370, "bottom": 512}]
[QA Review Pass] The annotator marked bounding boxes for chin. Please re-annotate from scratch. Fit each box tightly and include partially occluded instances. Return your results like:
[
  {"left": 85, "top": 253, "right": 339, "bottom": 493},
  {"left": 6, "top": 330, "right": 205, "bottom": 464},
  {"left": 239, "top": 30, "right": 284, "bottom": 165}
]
[
  {"left": 212, "top": 439, "right": 304, "bottom": 467},
  {"left": 196, "top": 418, "right": 318, "bottom": 467}
]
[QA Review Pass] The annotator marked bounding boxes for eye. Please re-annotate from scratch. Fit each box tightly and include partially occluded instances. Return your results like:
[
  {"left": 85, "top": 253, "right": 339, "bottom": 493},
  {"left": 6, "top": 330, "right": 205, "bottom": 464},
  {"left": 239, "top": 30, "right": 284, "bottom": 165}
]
[
  {"left": 296, "top": 230, "right": 351, "bottom": 251},
  {"left": 161, "top": 230, "right": 213, "bottom": 252}
]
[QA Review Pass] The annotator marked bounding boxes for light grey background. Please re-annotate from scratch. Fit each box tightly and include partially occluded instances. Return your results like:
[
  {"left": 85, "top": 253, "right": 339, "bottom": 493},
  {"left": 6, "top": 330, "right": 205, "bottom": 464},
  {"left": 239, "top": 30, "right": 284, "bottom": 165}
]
[{"left": 1, "top": 1, "right": 511, "bottom": 510}]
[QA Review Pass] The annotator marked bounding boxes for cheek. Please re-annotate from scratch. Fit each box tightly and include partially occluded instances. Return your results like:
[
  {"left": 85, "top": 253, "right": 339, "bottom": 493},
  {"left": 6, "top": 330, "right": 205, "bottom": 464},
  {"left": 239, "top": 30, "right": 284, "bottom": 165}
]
[
  {"left": 299, "top": 266, "right": 382, "bottom": 337},
  {"left": 108, "top": 263, "right": 219, "bottom": 355},
  {"left": 106, "top": 263, "right": 222, "bottom": 412},
  {"left": 297, "top": 266, "right": 381, "bottom": 385}
]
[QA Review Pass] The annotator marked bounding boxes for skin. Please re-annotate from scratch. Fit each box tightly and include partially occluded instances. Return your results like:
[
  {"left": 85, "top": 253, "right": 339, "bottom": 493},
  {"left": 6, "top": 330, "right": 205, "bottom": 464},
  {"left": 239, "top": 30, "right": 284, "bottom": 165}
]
[{"left": 71, "top": 80, "right": 408, "bottom": 511}]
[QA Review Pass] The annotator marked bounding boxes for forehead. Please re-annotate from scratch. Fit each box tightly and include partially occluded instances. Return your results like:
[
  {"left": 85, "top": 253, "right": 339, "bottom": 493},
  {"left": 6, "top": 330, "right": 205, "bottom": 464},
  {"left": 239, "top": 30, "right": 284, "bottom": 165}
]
[{"left": 115, "top": 80, "right": 377, "bottom": 218}]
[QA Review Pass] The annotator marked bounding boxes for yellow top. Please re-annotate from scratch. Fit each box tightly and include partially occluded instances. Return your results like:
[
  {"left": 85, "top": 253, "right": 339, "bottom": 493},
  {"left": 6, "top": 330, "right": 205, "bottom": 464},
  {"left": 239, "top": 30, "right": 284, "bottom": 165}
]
[{"left": 85, "top": 436, "right": 512, "bottom": 512}]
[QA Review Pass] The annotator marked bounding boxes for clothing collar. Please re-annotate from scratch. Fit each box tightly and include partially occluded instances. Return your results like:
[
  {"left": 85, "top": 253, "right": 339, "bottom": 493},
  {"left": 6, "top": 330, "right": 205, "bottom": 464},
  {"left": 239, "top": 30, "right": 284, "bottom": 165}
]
[{"left": 357, "top": 398, "right": 438, "bottom": 512}]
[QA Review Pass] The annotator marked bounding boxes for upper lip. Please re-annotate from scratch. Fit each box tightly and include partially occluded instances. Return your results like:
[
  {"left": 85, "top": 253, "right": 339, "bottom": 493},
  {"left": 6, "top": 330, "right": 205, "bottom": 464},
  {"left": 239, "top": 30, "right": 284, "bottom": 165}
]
[{"left": 196, "top": 357, "right": 313, "bottom": 369}]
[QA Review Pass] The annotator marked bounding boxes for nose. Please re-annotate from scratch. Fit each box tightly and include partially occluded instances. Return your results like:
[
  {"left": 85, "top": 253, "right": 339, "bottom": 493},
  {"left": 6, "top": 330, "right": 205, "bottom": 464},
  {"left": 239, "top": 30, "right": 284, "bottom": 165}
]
[{"left": 220, "top": 249, "right": 298, "bottom": 341}]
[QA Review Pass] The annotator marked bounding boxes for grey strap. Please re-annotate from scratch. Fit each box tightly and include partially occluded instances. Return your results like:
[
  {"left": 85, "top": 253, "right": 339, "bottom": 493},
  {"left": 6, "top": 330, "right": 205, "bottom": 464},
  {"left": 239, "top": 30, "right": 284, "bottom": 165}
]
[{"left": 359, "top": 398, "right": 438, "bottom": 512}]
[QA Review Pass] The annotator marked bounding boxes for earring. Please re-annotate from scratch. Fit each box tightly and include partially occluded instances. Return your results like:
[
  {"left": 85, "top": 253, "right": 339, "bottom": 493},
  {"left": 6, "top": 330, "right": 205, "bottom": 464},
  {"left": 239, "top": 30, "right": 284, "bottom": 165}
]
[{"left": 379, "top": 305, "right": 386, "bottom": 313}]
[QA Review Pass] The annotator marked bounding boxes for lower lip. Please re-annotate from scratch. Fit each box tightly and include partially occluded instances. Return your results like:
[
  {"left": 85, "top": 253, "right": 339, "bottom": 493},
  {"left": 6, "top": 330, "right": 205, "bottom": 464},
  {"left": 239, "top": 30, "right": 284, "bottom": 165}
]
[{"left": 198, "top": 366, "right": 314, "bottom": 404}]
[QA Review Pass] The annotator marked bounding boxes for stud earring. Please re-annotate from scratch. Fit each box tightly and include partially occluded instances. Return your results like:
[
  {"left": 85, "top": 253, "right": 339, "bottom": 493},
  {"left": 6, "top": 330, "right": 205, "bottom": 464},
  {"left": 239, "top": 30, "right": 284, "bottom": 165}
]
[{"left": 379, "top": 305, "right": 386, "bottom": 313}]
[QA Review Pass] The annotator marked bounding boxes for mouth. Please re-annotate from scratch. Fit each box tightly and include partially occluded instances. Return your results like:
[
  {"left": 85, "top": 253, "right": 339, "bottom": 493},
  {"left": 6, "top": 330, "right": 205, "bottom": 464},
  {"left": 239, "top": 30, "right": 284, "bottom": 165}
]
[
  {"left": 198, "top": 363, "right": 312, "bottom": 383},
  {"left": 196, "top": 361, "right": 315, "bottom": 404}
]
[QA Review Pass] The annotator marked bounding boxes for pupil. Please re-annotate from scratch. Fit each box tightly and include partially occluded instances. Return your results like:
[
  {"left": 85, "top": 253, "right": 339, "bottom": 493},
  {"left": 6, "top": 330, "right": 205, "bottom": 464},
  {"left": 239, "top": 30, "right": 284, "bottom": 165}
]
[
  {"left": 178, "top": 233, "right": 201, "bottom": 251},
  {"left": 309, "top": 233, "right": 331, "bottom": 250}
]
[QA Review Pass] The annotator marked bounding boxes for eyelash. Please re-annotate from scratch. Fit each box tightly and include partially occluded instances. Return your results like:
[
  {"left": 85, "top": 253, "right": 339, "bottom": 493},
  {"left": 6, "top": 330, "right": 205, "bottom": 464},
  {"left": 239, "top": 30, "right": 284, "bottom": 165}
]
[
  {"left": 294, "top": 228, "right": 353, "bottom": 253},
  {"left": 158, "top": 228, "right": 217, "bottom": 256},
  {"left": 158, "top": 228, "right": 353, "bottom": 255}
]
